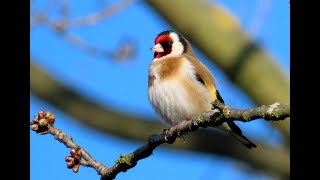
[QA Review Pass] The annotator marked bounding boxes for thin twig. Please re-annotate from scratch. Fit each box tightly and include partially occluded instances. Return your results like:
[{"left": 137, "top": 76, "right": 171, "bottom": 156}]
[
  {"left": 50, "top": 126, "right": 109, "bottom": 174},
  {"left": 30, "top": 0, "right": 135, "bottom": 60},
  {"left": 70, "top": 0, "right": 134, "bottom": 27},
  {"left": 30, "top": 0, "right": 58, "bottom": 28}
]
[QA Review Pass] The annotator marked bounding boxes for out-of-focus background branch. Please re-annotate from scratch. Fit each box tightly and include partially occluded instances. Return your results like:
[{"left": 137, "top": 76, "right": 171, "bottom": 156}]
[
  {"left": 30, "top": 0, "right": 136, "bottom": 60},
  {"left": 30, "top": 0, "right": 290, "bottom": 180}
]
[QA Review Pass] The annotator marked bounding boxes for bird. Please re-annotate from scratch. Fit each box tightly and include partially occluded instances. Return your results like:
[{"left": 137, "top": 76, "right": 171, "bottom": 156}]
[{"left": 147, "top": 30, "right": 256, "bottom": 149}]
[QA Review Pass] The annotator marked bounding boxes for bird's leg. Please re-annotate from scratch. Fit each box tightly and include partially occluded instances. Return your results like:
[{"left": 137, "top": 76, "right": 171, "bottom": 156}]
[
  {"left": 174, "top": 119, "right": 189, "bottom": 137},
  {"left": 163, "top": 119, "right": 189, "bottom": 144},
  {"left": 163, "top": 128, "right": 174, "bottom": 144}
]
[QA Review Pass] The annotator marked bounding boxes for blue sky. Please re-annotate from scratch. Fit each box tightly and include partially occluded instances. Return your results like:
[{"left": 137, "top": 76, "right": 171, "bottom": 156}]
[{"left": 30, "top": 0, "right": 290, "bottom": 179}]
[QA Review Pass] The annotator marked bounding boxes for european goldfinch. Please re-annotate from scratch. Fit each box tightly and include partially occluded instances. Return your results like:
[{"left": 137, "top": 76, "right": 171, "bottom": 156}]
[{"left": 148, "top": 30, "right": 256, "bottom": 149}]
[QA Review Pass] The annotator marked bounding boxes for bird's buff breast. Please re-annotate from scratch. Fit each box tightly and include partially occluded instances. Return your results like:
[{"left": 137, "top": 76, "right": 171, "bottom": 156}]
[{"left": 148, "top": 58, "right": 212, "bottom": 126}]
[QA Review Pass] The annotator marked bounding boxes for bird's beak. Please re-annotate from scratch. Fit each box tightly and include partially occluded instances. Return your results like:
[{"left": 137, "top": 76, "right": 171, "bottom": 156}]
[{"left": 151, "top": 43, "right": 164, "bottom": 53}]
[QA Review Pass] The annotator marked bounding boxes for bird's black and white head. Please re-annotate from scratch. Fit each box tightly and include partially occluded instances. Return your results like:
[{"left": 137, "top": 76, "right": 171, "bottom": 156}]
[{"left": 151, "top": 30, "right": 193, "bottom": 59}]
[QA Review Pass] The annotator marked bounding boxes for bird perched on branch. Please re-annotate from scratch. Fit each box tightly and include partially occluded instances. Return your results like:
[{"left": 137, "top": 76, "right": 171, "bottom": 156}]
[{"left": 148, "top": 30, "right": 256, "bottom": 149}]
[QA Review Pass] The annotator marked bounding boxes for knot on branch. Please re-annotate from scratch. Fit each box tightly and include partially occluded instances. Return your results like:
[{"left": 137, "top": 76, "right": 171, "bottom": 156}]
[
  {"left": 116, "top": 153, "right": 135, "bottom": 172},
  {"left": 163, "top": 128, "right": 177, "bottom": 144},
  {"left": 264, "top": 102, "right": 290, "bottom": 120}
]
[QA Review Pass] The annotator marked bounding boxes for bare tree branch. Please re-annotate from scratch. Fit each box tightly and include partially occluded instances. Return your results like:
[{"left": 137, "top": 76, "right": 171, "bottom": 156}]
[
  {"left": 70, "top": 0, "right": 134, "bottom": 27},
  {"left": 212, "top": 101, "right": 290, "bottom": 121},
  {"left": 30, "top": 110, "right": 109, "bottom": 175},
  {"left": 30, "top": 101, "right": 289, "bottom": 179},
  {"left": 30, "top": 0, "right": 134, "bottom": 29},
  {"left": 30, "top": 0, "right": 135, "bottom": 61}
]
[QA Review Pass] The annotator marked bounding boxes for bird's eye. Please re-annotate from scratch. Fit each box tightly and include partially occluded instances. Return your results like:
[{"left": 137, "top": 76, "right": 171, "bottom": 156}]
[{"left": 161, "top": 42, "right": 173, "bottom": 48}]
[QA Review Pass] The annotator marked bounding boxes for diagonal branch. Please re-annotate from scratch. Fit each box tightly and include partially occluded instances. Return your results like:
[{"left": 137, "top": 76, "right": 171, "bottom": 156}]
[
  {"left": 30, "top": 102, "right": 289, "bottom": 179},
  {"left": 50, "top": 127, "right": 108, "bottom": 174}
]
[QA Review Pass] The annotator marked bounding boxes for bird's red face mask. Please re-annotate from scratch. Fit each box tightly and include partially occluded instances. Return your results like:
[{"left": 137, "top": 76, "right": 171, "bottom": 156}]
[{"left": 152, "top": 35, "right": 173, "bottom": 58}]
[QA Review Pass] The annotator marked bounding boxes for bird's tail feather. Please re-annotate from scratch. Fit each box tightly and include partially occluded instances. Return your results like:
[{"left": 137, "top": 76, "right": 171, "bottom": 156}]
[{"left": 230, "top": 132, "right": 257, "bottom": 149}]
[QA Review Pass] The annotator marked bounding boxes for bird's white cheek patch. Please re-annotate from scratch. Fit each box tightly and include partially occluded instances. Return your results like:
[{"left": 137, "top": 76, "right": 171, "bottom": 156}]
[{"left": 170, "top": 33, "right": 184, "bottom": 57}]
